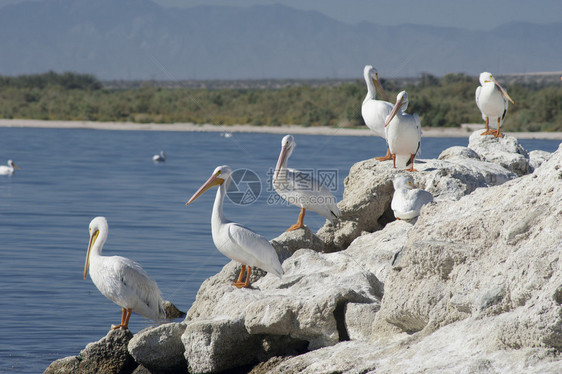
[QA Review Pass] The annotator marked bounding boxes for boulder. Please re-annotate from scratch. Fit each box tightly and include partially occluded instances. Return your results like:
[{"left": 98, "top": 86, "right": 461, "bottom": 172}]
[
  {"left": 45, "top": 329, "right": 136, "bottom": 374},
  {"left": 270, "top": 226, "right": 325, "bottom": 259},
  {"left": 374, "top": 143, "right": 562, "bottom": 349},
  {"left": 529, "top": 149, "right": 552, "bottom": 171},
  {"left": 127, "top": 323, "right": 187, "bottom": 373},
  {"left": 180, "top": 248, "right": 383, "bottom": 373},
  {"left": 317, "top": 134, "right": 522, "bottom": 251},
  {"left": 467, "top": 130, "right": 530, "bottom": 175}
]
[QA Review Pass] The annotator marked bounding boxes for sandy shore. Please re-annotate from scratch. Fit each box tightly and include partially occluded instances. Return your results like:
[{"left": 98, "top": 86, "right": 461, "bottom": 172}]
[{"left": 1, "top": 119, "right": 561, "bottom": 140}]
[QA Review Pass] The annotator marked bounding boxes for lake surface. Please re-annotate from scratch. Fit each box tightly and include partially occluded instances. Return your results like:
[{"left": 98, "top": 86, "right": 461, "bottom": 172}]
[{"left": 0, "top": 127, "right": 559, "bottom": 372}]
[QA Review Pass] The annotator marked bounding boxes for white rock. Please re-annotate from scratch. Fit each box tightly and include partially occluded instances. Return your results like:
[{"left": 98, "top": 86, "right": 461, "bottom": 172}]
[
  {"left": 468, "top": 130, "right": 530, "bottom": 175},
  {"left": 318, "top": 140, "right": 519, "bottom": 251},
  {"left": 179, "top": 247, "right": 383, "bottom": 372},
  {"left": 375, "top": 144, "right": 562, "bottom": 349},
  {"left": 529, "top": 149, "right": 552, "bottom": 171},
  {"left": 127, "top": 322, "right": 186, "bottom": 372}
]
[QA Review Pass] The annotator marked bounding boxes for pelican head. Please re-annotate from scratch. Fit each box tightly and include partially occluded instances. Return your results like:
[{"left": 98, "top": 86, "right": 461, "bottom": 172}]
[
  {"left": 393, "top": 175, "right": 417, "bottom": 190},
  {"left": 479, "top": 72, "right": 514, "bottom": 104},
  {"left": 479, "top": 72, "right": 494, "bottom": 85},
  {"left": 384, "top": 91, "right": 409, "bottom": 127},
  {"left": 186, "top": 165, "right": 232, "bottom": 206},
  {"left": 273, "top": 135, "right": 296, "bottom": 183},
  {"left": 364, "top": 65, "right": 389, "bottom": 101},
  {"left": 7, "top": 160, "right": 20, "bottom": 169},
  {"left": 84, "top": 216, "right": 108, "bottom": 279}
]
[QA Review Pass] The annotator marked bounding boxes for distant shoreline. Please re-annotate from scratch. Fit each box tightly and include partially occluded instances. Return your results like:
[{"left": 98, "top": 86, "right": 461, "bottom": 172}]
[{"left": 1, "top": 119, "right": 562, "bottom": 140}]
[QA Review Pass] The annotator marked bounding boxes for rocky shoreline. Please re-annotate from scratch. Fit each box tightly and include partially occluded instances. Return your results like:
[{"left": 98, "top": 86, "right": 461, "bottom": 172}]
[{"left": 45, "top": 131, "right": 562, "bottom": 373}]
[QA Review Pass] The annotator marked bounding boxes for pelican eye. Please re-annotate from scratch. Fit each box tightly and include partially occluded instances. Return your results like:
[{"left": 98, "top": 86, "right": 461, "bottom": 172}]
[{"left": 216, "top": 170, "right": 222, "bottom": 176}]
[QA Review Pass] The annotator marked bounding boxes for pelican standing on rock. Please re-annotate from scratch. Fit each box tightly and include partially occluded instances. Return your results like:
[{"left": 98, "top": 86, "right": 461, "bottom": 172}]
[
  {"left": 391, "top": 175, "right": 433, "bottom": 220},
  {"left": 361, "top": 65, "right": 393, "bottom": 160},
  {"left": 84, "top": 216, "right": 181, "bottom": 329},
  {"left": 273, "top": 135, "right": 340, "bottom": 231},
  {"left": 475, "top": 72, "right": 514, "bottom": 138},
  {"left": 384, "top": 91, "right": 422, "bottom": 172},
  {"left": 186, "top": 165, "right": 283, "bottom": 288},
  {"left": 153, "top": 151, "right": 166, "bottom": 162},
  {"left": 0, "top": 160, "right": 20, "bottom": 175}
]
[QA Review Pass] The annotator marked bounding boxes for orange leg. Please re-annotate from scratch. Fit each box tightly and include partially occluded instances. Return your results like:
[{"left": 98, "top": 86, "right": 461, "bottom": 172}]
[
  {"left": 392, "top": 153, "right": 397, "bottom": 169},
  {"left": 286, "top": 208, "right": 306, "bottom": 231},
  {"left": 405, "top": 154, "right": 418, "bottom": 172},
  {"left": 112, "top": 307, "right": 132, "bottom": 330},
  {"left": 232, "top": 265, "right": 252, "bottom": 288},
  {"left": 232, "top": 265, "right": 246, "bottom": 287},
  {"left": 481, "top": 117, "right": 494, "bottom": 136},
  {"left": 374, "top": 148, "right": 392, "bottom": 161},
  {"left": 494, "top": 118, "right": 503, "bottom": 138}
]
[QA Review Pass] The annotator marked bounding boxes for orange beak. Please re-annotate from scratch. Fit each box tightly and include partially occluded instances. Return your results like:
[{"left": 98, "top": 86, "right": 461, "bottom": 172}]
[{"left": 186, "top": 172, "right": 224, "bottom": 206}]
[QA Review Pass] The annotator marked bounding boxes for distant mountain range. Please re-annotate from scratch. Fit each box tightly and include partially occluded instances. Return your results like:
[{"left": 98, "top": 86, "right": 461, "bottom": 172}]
[{"left": 0, "top": 0, "right": 560, "bottom": 80}]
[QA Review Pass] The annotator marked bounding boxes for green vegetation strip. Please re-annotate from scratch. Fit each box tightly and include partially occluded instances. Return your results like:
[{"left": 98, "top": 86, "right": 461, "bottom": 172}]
[{"left": 1, "top": 72, "right": 561, "bottom": 132}]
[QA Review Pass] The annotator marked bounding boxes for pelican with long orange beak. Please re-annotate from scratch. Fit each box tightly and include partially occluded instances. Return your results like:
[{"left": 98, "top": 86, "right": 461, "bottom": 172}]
[
  {"left": 475, "top": 72, "right": 514, "bottom": 138},
  {"left": 186, "top": 165, "right": 283, "bottom": 288},
  {"left": 384, "top": 91, "right": 422, "bottom": 172},
  {"left": 84, "top": 217, "right": 181, "bottom": 330},
  {"left": 361, "top": 65, "right": 394, "bottom": 160},
  {"left": 273, "top": 135, "right": 340, "bottom": 231}
]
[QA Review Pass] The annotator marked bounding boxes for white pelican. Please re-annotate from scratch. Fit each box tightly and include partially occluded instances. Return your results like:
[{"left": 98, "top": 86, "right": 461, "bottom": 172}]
[
  {"left": 153, "top": 151, "right": 166, "bottom": 162},
  {"left": 273, "top": 135, "right": 340, "bottom": 231},
  {"left": 361, "top": 65, "right": 393, "bottom": 160},
  {"left": 391, "top": 175, "right": 433, "bottom": 220},
  {"left": 84, "top": 216, "right": 169, "bottom": 329},
  {"left": 0, "top": 160, "right": 20, "bottom": 175},
  {"left": 384, "top": 91, "right": 422, "bottom": 172},
  {"left": 475, "top": 72, "right": 514, "bottom": 138},
  {"left": 186, "top": 165, "right": 283, "bottom": 288}
]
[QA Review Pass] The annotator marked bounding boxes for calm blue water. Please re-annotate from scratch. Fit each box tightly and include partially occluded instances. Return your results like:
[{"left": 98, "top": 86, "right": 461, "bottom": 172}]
[{"left": 0, "top": 127, "right": 559, "bottom": 372}]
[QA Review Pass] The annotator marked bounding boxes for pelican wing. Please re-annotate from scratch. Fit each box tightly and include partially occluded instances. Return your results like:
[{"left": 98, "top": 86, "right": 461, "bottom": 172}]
[
  {"left": 276, "top": 168, "right": 340, "bottom": 222},
  {"left": 109, "top": 256, "right": 165, "bottom": 321},
  {"left": 227, "top": 223, "right": 283, "bottom": 278},
  {"left": 391, "top": 189, "right": 433, "bottom": 220},
  {"left": 413, "top": 113, "right": 422, "bottom": 157}
]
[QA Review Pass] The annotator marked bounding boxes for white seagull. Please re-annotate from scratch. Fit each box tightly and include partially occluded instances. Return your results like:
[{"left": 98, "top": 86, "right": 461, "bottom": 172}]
[
  {"left": 0, "top": 160, "right": 20, "bottom": 175},
  {"left": 153, "top": 151, "right": 166, "bottom": 162},
  {"left": 273, "top": 135, "right": 340, "bottom": 231},
  {"left": 391, "top": 175, "right": 433, "bottom": 220},
  {"left": 475, "top": 72, "right": 514, "bottom": 138},
  {"left": 361, "top": 65, "right": 393, "bottom": 160},
  {"left": 84, "top": 216, "right": 176, "bottom": 329},
  {"left": 186, "top": 165, "right": 283, "bottom": 288},
  {"left": 384, "top": 91, "right": 422, "bottom": 172}
]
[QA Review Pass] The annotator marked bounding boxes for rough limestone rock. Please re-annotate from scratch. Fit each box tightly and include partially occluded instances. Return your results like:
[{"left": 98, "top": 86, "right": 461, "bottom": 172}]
[
  {"left": 181, "top": 248, "right": 383, "bottom": 373},
  {"left": 317, "top": 134, "right": 524, "bottom": 251},
  {"left": 375, "top": 144, "right": 562, "bottom": 347},
  {"left": 182, "top": 317, "right": 259, "bottom": 373},
  {"left": 45, "top": 329, "right": 136, "bottom": 374},
  {"left": 127, "top": 322, "right": 187, "bottom": 373},
  {"left": 258, "top": 318, "right": 562, "bottom": 373},
  {"left": 529, "top": 149, "right": 552, "bottom": 171},
  {"left": 344, "top": 219, "right": 413, "bottom": 284},
  {"left": 468, "top": 130, "right": 530, "bottom": 175},
  {"left": 270, "top": 225, "right": 325, "bottom": 260}
]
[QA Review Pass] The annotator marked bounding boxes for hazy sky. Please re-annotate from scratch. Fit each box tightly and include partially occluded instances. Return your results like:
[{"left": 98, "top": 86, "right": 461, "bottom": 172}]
[{"left": 1, "top": 0, "right": 561, "bottom": 30}]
